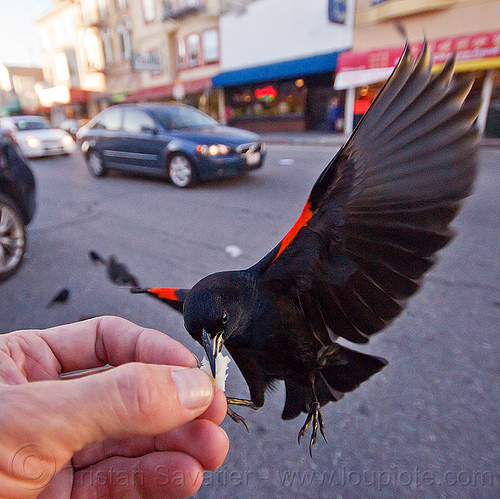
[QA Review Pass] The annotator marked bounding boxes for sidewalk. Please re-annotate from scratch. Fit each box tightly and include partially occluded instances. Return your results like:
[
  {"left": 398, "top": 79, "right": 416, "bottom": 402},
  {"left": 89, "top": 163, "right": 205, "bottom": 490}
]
[
  {"left": 260, "top": 131, "right": 500, "bottom": 148},
  {"left": 260, "top": 131, "right": 346, "bottom": 147}
]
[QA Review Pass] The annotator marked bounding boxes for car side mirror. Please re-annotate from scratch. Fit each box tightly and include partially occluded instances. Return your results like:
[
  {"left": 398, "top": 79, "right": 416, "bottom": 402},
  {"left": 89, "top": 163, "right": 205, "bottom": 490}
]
[{"left": 141, "top": 125, "right": 158, "bottom": 135}]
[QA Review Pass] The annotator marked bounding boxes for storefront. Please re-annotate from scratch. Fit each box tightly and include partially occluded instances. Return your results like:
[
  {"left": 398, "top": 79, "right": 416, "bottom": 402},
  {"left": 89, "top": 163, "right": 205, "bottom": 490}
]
[
  {"left": 212, "top": 51, "right": 344, "bottom": 133},
  {"left": 37, "top": 85, "right": 104, "bottom": 125},
  {"left": 124, "top": 77, "right": 218, "bottom": 118},
  {"left": 335, "top": 30, "right": 500, "bottom": 136}
]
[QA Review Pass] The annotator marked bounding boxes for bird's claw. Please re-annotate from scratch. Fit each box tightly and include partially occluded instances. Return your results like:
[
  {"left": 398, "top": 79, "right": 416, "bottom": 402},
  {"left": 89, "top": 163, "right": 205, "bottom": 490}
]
[
  {"left": 298, "top": 401, "right": 327, "bottom": 457},
  {"left": 227, "top": 407, "right": 250, "bottom": 432}
]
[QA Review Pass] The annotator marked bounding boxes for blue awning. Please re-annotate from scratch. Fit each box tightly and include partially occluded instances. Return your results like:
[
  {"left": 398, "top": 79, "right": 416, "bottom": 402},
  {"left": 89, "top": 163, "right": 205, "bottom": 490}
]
[{"left": 212, "top": 50, "right": 343, "bottom": 87}]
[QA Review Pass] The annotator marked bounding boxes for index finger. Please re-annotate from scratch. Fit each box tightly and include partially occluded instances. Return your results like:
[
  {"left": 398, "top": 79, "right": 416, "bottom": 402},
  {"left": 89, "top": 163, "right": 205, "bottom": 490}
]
[{"left": 34, "top": 316, "right": 198, "bottom": 373}]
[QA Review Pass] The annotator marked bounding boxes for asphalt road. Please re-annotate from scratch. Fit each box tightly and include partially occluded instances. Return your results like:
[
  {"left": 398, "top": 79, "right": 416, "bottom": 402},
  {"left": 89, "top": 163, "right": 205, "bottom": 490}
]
[{"left": 1, "top": 145, "right": 499, "bottom": 498}]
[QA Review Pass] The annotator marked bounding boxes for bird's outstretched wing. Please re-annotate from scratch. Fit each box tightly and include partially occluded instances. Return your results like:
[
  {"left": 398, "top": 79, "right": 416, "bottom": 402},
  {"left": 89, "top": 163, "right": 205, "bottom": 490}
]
[
  {"left": 255, "top": 42, "right": 480, "bottom": 344},
  {"left": 130, "top": 287, "right": 189, "bottom": 313}
]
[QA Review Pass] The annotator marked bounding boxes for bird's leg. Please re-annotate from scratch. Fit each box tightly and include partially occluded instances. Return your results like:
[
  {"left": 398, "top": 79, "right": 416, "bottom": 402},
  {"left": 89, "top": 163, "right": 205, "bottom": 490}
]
[
  {"left": 298, "top": 374, "right": 327, "bottom": 457},
  {"left": 225, "top": 397, "right": 260, "bottom": 432},
  {"left": 226, "top": 397, "right": 259, "bottom": 410}
]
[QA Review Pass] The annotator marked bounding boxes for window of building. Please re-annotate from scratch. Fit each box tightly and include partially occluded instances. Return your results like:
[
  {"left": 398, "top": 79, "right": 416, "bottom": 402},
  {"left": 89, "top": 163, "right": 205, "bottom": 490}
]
[
  {"left": 98, "top": 0, "right": 108, "bottom": 18},
  {"left": 117, "top": 17, "right": 132, "bottom": 60},
  {"left": 122, "top": 109, "right": 157, "bottom": 133},
  {"left": 101, "top": 26, "right": 113, "bottom": 65},
  {"left": 176, "top": 29, "right": 218, "bottom": 71},
  {"left": 55, "top": 53, "right": 70, "bottom": 83},
  {"left": 142, "top": 0, "right": 156, "bottom": 23},
  {"left": 81, "top": 0, "right": 96, "bottom": 25},
  {"left": 83, "top": 28, "right": 102, "bottom": 70},
  {"left": 176, "top": 38, "right": 186, "bottom": 70},
  {"left": 186, "top": 34, "right": 200, "bottom": 67},
  {"left": 202, "top": 29, "right": 219, "bottom": 64},
  {"left": 116, "top": 0, "right": 128, "bottom": 9}
]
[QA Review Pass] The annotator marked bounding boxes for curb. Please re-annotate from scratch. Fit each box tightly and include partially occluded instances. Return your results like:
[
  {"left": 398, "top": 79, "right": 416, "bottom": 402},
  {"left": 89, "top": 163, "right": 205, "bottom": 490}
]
[{"left": 261, "top": 134, "right": 500, "bottom": 148}]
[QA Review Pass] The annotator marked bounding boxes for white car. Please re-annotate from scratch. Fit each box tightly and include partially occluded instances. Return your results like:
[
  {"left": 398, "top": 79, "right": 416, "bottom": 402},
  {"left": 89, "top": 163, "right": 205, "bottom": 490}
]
[{"left": 0, "top": 116, "right": 76, "bottom": 158}]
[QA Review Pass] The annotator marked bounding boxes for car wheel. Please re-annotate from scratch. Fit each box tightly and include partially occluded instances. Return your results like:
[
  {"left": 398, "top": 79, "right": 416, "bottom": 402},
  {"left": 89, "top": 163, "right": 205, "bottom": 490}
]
[
  {"left": 87, "top": 150, "right": 107, "bottom": 177},
  {"left": 0, "top": 194, "right": 26, "bottom": 282},
  {"left": 168, "top": 153, "right": 197, "bottom": 188}
]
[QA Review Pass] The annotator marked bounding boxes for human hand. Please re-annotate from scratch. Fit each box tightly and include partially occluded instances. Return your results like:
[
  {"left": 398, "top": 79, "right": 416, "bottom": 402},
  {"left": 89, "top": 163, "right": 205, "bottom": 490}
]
[{"left": 0, "top": 316, "right": 228, "bottom": 498}]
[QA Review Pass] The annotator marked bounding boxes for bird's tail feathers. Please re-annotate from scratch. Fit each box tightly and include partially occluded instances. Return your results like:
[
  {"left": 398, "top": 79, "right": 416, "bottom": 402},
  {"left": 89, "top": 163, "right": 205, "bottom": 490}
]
[
  {"left": 317, "top": 344, "right": 388, "bottom": 394},
  {"left": 282, "top": 344, "right": 387, "bottom": 420}
]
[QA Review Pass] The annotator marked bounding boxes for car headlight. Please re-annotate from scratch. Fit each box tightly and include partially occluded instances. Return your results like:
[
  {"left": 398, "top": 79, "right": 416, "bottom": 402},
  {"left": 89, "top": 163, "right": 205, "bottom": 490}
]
[
  {"left": 196, "top": 144, "right": 229, "bottom": 156},
  {"left": 26, "top": 136, "right": 41, "bottom": 148},
  {"left": 62, "top": 134, "right": 74, "bottom": 145}
]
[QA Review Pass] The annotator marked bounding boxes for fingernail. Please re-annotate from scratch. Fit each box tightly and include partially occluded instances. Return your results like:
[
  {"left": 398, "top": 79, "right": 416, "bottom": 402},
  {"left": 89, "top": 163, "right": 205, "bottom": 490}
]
[
  {"left": 191, "top": 353, "right": 200, "bottom": 367},
  {"left": 172, "top": 368, "right": 213, "bottom": 410}
]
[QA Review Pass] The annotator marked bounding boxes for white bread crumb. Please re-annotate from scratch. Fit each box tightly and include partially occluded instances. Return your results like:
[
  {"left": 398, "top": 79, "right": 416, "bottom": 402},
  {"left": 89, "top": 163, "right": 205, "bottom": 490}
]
[{"left": 200, "top": 353, "right": 230, "bottom": 391}]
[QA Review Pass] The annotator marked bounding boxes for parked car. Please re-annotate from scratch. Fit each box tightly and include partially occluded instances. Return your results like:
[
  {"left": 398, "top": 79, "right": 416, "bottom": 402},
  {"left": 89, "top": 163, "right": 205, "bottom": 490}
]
[
  {"left": 76, "top": 104, "right": 266, "bottom": 188},
  {"left": 0, "top": 127, "right": 36, "bottom": 282},
  {"left": 59, "top": 118, "right": 84, "bottom": 140},
  {"left": 0, "top": 115, "right": 76, "bottom": 158}
]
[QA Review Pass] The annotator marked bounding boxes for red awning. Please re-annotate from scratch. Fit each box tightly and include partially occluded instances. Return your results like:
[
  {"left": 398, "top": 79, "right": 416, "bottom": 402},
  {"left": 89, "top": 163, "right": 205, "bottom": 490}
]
[
  {"left": 335, "top": 30, "right": 500, "bottom": 89},
  {"left": 125, "top": 77, "right": 213, "bottom": 102},
  {"left": 69, "top": 88, "right": 92, "bottom": 103}
]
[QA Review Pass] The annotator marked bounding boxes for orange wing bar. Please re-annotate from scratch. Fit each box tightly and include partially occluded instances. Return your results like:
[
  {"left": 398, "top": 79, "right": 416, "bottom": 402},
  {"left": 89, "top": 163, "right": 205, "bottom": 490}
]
[
  {"left": 272, "top": 199, "right": 314, "bottom": 262},
  {"left": 147, "top": 288, "right": 182, "bottom": 301}
]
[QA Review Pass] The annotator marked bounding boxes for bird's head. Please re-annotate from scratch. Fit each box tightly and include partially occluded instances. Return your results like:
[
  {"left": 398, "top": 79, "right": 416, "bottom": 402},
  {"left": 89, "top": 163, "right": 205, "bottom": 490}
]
[{"left": 183, "top": 271, "right": 253, "bottom": 377}]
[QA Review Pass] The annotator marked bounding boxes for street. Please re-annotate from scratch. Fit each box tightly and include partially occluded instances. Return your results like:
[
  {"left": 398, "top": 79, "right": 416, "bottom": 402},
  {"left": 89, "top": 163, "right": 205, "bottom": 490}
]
[{"left": 1, "top": 144, "right": 499, "bottom": 498}]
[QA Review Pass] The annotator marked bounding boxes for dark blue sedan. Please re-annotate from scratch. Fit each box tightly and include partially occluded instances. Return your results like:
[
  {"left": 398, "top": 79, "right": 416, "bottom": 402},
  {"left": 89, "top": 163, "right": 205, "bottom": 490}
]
[{"left": 77, "top": 104, "right": 266, "bottom": 188}]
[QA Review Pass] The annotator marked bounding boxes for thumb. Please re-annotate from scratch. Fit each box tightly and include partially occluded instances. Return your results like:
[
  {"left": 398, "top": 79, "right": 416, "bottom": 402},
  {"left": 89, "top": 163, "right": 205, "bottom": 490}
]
[{"left": 43, "top": 363, "right": 215, "bottom": 453}]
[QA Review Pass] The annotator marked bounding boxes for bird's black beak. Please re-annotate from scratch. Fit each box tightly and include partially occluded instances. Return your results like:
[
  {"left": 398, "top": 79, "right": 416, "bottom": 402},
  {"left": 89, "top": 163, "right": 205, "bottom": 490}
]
[{"left": 201, "top": 329, "right": 224, "bottom": 378}]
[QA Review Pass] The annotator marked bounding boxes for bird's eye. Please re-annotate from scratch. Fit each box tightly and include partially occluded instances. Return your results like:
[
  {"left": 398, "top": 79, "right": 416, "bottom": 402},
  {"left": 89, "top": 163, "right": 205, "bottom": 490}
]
[{"left": 222, "top": 310, "right": 228, "bottom": 324}]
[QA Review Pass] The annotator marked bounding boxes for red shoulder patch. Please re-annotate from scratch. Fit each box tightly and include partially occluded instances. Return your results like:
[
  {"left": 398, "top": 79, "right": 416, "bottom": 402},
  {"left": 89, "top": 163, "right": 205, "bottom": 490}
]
[{"left": 273, "top": 199, "right": 314, "bottom": 262}]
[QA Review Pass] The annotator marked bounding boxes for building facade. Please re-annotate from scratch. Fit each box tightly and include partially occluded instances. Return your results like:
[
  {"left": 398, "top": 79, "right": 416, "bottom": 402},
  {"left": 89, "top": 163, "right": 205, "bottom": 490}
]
[
  {"left": 0, "top": 65, "right": 44, "bottom": 117},
  {"left": 213, "top": 0, "right": 354, "bottom": 132},
  {"left": 123, "top": 0, "right": 223, "bottom": 120},
  {"left": 36, "top": 0, "right": 499, "bottom": 136},
  {"left": 79, "top": 0, "right": 138, "bottom": 103},
  {"left": 335, "top": 0, "right": 500, "bottom": 136},
  {"left": 37, "top": 0, "right": 354, "bottom": 129},
  {"left": 36, "top": 0, "right": 108, "bottom": 124}
]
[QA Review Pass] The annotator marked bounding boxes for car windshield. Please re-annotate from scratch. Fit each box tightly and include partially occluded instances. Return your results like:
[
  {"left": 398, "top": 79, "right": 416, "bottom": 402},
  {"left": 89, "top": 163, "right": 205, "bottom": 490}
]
[
  {"left": 14, "top": 119, "right": 52, "bottom": 131},
  {"left": 150, "top": 106, "right": 218, "bottom": 130}
]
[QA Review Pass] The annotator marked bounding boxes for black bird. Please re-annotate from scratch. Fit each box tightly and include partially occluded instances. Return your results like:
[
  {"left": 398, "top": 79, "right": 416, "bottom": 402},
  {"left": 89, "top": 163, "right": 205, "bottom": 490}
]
[
  {"left": 89, "top": 250, "right": 140, "bottom": 288},
  {"left": 46, "top": 288, "right": 70, "bottom": 308},
  {"left": 132, "top": 43, "right": 479, "bottom": 454}
]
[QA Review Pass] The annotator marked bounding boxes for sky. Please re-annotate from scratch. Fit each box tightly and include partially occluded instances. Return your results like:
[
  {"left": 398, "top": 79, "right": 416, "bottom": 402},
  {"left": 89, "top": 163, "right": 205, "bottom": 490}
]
[{"left": 0, "top": 0, "right": 53, "bottom": 67}]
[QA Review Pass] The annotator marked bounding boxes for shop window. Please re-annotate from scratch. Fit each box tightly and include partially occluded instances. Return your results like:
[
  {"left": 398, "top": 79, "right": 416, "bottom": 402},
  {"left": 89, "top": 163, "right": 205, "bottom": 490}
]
[
  {"left": 187, "top": 34, "right": 200, "bottom": 67},
  {"left": 226, "top": 79, "right": 306, "bottom": 121},
  {"left": 202, "top": 30, "right": 219, "bottom": 64}
]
